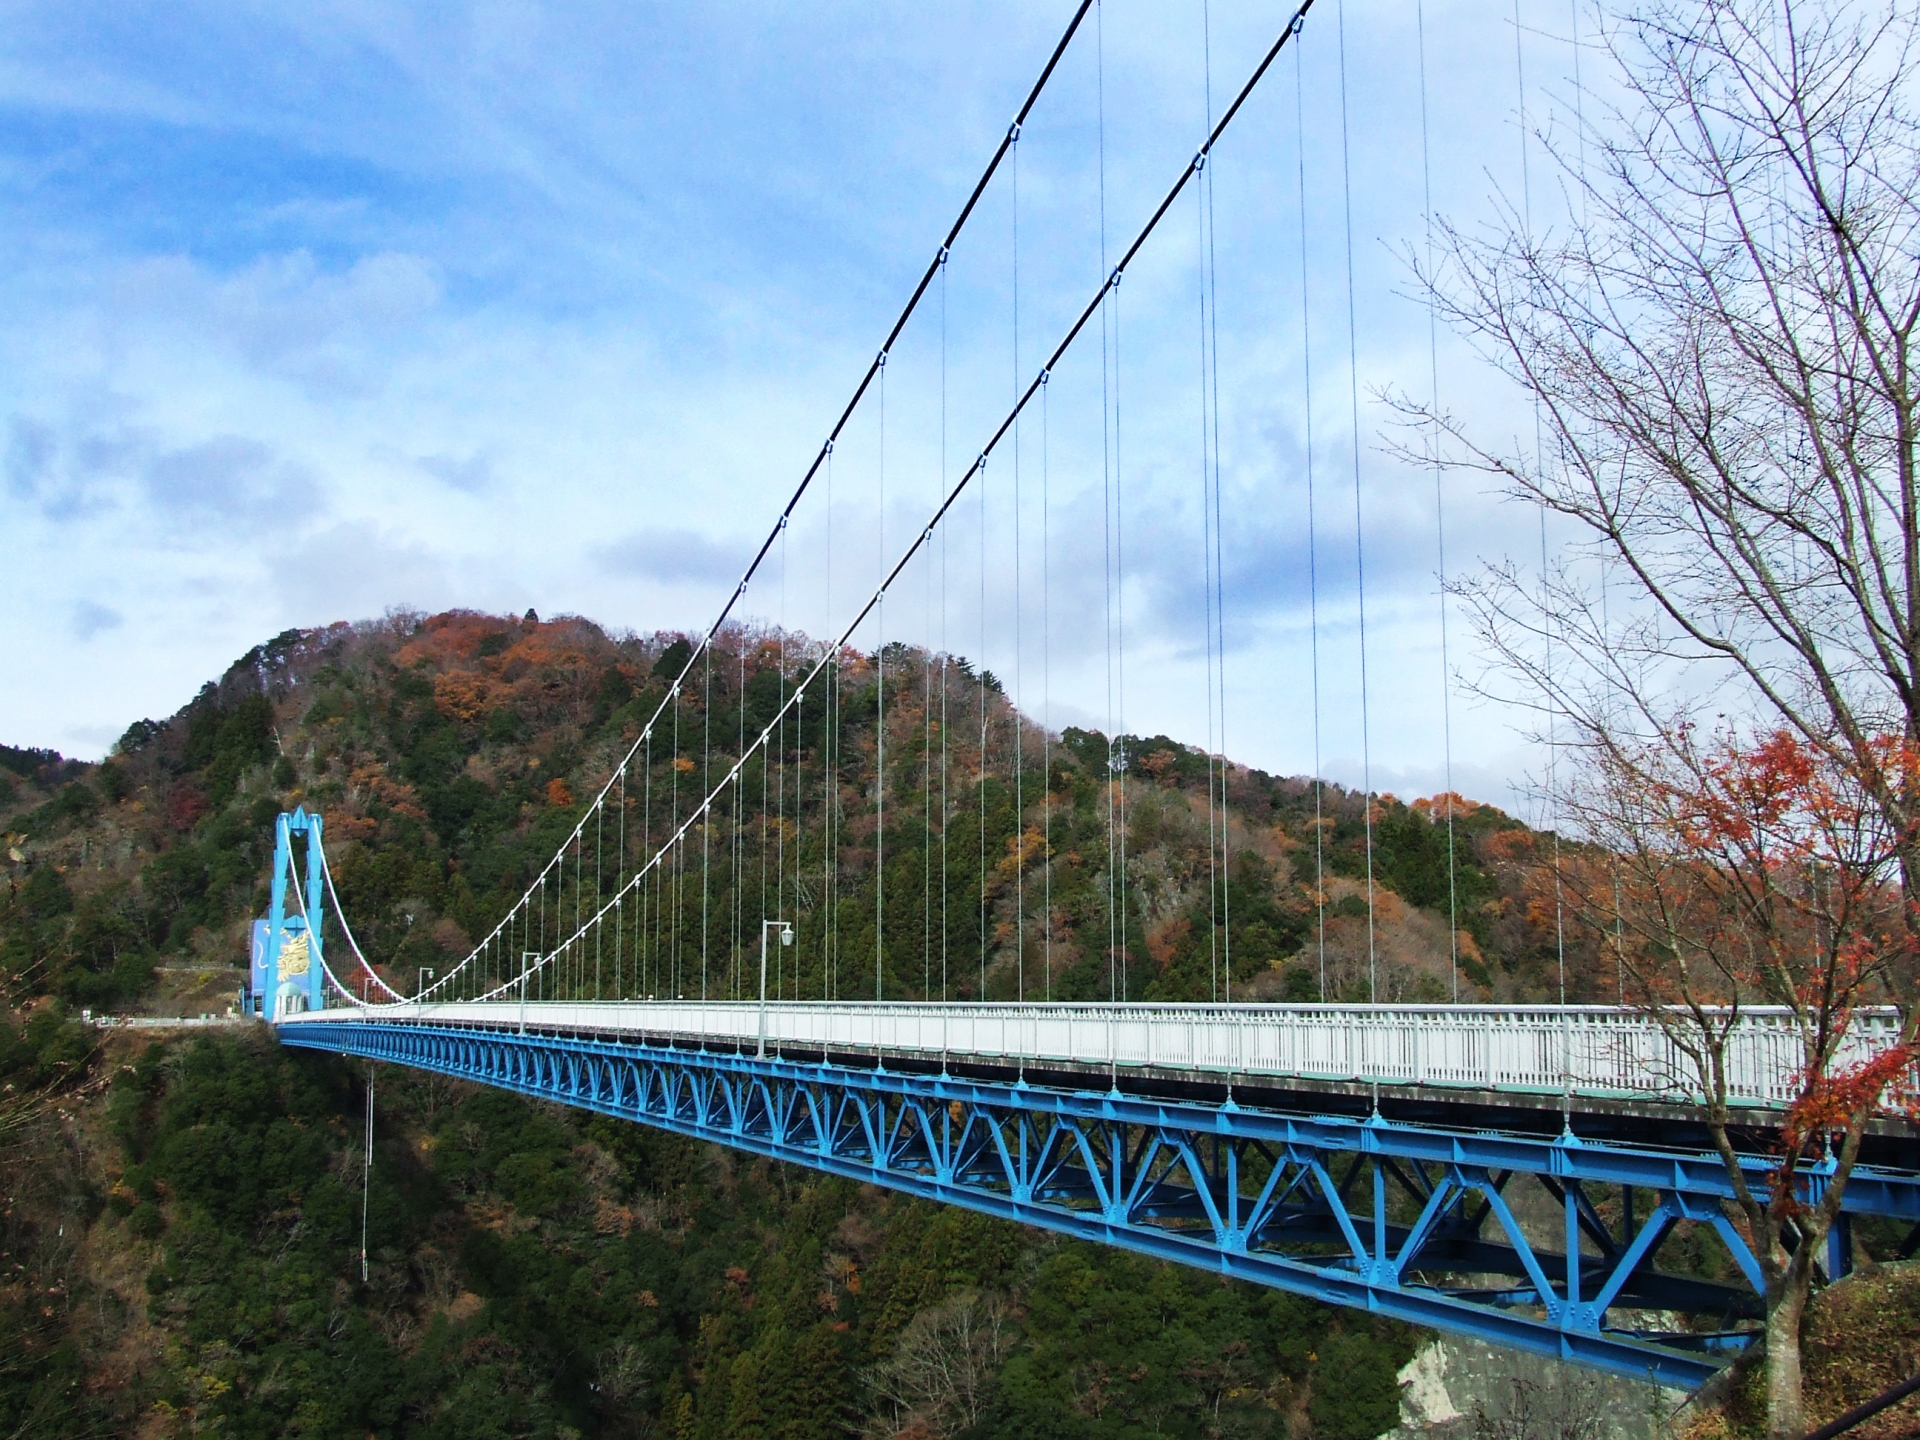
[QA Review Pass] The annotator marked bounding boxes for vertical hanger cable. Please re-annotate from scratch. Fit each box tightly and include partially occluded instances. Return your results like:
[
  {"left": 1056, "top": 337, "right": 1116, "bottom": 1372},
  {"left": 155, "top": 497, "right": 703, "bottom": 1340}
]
[
  {"left": 941, "top": 255, "right": 951, "bottom": 1004},
  {"left": 1114, "top": 275, "right": 1128, "bottom": 1004},
  {"left": 1296, "top": 34, "right": 1326, "bottom": 1003},
  {"left": 1042, "top": 369, "right": 1053, "bottom": 1002},
  {"left": 360, "top": 1061, "right": 373, "bottom": 1284},
  {"left": 924, "top": 380, "right": 936, "bottom": 1004},
  {"left": 1199, "top": 6, "right": 1222, "bottom": 1005},
  {"left": 1200, "top": 0, "right": 1235, "bottom": 1003},
  {"left": 1513, "top": 0, "right": 1569, "bottom": 1004},
  {"left": 876, "top": 350, "right": 887, "bottom": 1004},
  {"left": 735, "top": 635, "right": 746, "bottom": 998},
  {"left": 1417, "top": 0, "right": 1461, "bottom": 1001},
  {"left": 1337, "top": 0, "right": 1379, "bottom": 1001},
  {"left": 1099, "top": 0, "right": 1119, "bottom": 1006},
  {"left": 701, "top": 645, "right": 711, "bottom": 1000},
  {"left": 1012, "top": 124, "right": 1026, "bottom": 1003},
  {"left": 826, "top": 442, "right": 839, "bottom": 1000}
]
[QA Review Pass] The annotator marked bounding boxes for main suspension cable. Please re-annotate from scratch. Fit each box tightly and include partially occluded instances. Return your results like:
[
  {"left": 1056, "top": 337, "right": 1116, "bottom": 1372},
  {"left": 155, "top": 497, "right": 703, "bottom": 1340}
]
[
  {"left": 350, "top": 0, "right": 1322, "bottom": 1003},
  {"left": 361, "top": 1, "right": 1097, "bottom": 1008}
]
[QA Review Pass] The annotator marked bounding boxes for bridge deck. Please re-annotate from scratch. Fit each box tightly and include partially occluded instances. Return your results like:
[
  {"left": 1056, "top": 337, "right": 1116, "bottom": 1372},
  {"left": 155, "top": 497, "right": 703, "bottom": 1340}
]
[{"left": 282, "top": 998, "right": 1908, "bottom": 1113}]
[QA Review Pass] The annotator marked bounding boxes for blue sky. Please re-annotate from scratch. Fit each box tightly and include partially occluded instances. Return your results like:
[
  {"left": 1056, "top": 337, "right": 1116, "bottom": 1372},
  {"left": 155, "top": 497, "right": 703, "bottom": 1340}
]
[{"left": 1, "top": 0, "right": 1592, "bottom": 810}]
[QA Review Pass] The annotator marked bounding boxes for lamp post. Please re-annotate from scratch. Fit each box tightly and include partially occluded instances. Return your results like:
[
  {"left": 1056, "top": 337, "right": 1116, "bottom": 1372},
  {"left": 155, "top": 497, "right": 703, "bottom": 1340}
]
[
  {"left": 759, "top": 921, "right": 793, "bottom": 1058},
  {"left": 417, "top": 967, "right": 435, "bottom": 1002},
  {"left": 520, "top": 952, "right": 539, "bottom": 1034}
]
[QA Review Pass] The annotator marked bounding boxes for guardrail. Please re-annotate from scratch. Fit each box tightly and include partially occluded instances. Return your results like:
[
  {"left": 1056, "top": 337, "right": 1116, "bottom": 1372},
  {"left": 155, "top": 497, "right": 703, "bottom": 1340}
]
[{"left": 280, "top": 1000, "right": 1913, "bottom": 1110}]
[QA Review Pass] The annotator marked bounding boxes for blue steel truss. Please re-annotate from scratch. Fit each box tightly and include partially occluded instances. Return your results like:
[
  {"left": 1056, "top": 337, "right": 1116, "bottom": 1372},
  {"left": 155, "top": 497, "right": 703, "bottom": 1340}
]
[{"left": 279, "top": 1018, "right": 1920, "bottom": 1389}]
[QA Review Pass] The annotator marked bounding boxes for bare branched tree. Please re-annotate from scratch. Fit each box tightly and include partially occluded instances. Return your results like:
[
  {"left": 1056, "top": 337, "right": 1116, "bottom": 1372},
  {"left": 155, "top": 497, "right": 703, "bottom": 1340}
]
[
  {"left": 861, "top": 1291, "right": 1012, "bottom": 1440},
  {"left": 1470, "top": 1369, "right": 1611, "bottom": 1440},
  {"left": 1397, "top": 1, "right": 1920, "bottom": 1434}
]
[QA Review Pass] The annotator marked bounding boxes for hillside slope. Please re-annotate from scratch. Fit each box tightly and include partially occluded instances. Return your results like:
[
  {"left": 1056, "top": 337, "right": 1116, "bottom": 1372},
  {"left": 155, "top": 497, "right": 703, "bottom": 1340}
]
[
  {"left": 4, "top": 608, "right": 1591, "bottom": 1018},
  {"left": 0, "top": 609, "right": 1608, "bottom": 1439}
]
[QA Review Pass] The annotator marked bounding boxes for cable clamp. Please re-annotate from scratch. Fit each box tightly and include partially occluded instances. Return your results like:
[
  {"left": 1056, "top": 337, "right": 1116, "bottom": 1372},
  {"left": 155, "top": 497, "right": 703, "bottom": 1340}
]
[
  {"left": 825, "top": 439, "right": 835, "bottom": 456},
  {"left": 1291, "top": 12, "right": 1305, "bottom": 35},
  {"left": 937, "top": 246, "right": 950, "bottom": 266},
  {"left": 1110, "top": 267, "right": 1124, "bottom": 288},
  {"left": 1008, "top": 120, "right": 1022, "bottom": 142},
  {"left": 1040, "top": 369, "right": 1050, "bottom": 386},
  {"left": 1195, "top": 151, "right": 1207, "bottom": 172},
  {"left": 878, "top": 350, "right": 888, "bottom": 368}
]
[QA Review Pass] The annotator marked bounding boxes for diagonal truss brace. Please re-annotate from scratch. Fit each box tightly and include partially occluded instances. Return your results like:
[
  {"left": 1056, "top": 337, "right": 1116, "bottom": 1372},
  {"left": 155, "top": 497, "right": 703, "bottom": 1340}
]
[{"left": 280, "top": 1020, "right": 1920, "bottom": 1390}]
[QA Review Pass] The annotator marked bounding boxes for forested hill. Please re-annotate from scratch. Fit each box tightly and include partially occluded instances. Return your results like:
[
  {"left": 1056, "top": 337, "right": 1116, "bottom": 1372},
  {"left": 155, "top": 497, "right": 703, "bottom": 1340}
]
[
  {"left": 0, "top": 609, "right": 1593, "bottom": 1439},
  {"left": 6, "top": 607, "right": 1597, "bottom": 1016}
]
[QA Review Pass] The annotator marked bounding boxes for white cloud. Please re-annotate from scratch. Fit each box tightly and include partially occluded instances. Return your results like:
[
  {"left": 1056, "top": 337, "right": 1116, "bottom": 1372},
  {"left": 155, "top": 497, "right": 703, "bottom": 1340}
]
[
  {"left": 593, "top": 528, "right": 747, "bottom": 587},
  {"left": 145, "top": 435, "right": 316, "bottom": 533},
  {"left": 415, "top": 451, "right": 495, "bottom": 493},
  {"left": 0, "top": 0, "right": 1589, "bottom": 796},
  {"left": 70, "top": 599, "right": 122, "bottom": 641},
  {"left": 274, "top": 520, "right": 455, "bottom": 626}
]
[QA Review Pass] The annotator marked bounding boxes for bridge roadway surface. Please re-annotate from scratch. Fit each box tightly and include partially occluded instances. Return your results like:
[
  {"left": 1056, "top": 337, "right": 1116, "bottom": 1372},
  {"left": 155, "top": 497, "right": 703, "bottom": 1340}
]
[{"left": 277, "top": 1000, "right": 1920, "bottom": 1390}]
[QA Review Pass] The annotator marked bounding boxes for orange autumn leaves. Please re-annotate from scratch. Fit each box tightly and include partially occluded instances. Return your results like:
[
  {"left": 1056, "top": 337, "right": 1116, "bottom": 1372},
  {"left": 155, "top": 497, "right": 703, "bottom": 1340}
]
[
  {"left": 396, "top": 611, "right": 634, "bottom": 730},
  {"left": 1661, "top": 729, "right": 1920, "bottom": 865},
  {"left": 433, "top": 671, "right": 490, "bottom": 724},
  {"left": 349, "top": 763, "right": 428, "bottom": 823},
  {"left": 1571, "top": 727, "right": 1917, "bottom": 1123}
]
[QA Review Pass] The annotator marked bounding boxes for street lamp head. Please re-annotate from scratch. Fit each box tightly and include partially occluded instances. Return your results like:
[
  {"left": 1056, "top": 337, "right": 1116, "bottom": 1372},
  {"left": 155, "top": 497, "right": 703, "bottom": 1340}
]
[{"left": 780, "top": 926, "right": 794, "bottom": 946}]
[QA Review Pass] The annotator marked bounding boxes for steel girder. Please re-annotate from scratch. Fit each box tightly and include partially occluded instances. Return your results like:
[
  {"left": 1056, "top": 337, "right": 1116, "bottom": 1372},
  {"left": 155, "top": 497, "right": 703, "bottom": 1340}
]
[{"left": 279, "top": 1020, "right": 1920, "bottom": 1390}]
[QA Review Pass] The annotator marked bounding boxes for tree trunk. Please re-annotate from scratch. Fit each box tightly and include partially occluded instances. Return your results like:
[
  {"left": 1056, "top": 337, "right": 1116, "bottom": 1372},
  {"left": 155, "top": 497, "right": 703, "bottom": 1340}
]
[{"left": 1765, "top": 1265, "right": 1811, "bottom": 1440}]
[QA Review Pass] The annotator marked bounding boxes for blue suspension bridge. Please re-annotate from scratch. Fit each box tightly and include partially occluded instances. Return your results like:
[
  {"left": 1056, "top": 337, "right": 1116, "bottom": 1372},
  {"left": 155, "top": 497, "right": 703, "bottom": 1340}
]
[{"left": 253, "top": 0, "right": 1918, "bottom": 1393}]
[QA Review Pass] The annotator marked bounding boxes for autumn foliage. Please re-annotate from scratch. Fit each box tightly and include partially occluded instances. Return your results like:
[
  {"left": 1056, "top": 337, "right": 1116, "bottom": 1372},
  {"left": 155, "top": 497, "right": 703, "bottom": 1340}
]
[
  {"left": 398, "top": 610, "right": 627, "bottom": 730},
  {"left": 1570, "top": 727, "right": 1916, "bottom": 1120},
  {"left": 1561, "top": 725, "right": 1917, "bottom": 1412}
]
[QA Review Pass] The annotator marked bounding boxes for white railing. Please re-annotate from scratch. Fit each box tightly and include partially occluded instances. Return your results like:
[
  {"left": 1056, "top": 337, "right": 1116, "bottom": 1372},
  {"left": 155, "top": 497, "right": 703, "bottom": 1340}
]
[
  {"left": 278, "top": 1000, "right": 1912, "bottom": 1111},
  {"left": 90, "top": 1014, "right": 247, "bottom": 1030}
]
